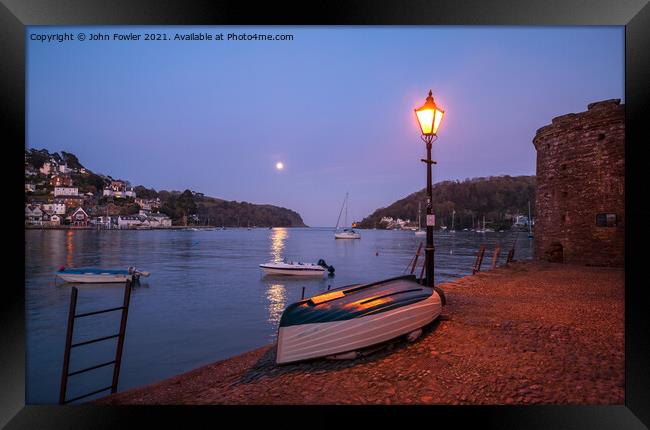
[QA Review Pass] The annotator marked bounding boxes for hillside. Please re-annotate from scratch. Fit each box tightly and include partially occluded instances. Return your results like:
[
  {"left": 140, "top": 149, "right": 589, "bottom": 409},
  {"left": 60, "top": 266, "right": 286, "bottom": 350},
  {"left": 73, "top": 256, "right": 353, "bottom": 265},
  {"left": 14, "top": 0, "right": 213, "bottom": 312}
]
[
  {"left": 357, "top": 175, "right": 536, "bottom": 231},
  {"left": 25, "top": 148, "right": 307, "bottom": 227}
]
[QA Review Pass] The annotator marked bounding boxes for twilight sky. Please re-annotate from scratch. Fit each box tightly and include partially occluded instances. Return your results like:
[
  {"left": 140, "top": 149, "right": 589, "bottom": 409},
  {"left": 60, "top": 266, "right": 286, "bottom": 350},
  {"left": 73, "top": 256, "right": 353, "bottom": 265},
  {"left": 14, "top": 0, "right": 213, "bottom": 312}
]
[{"left": 27, "top": 26, "right": 624, "bottom": 226}]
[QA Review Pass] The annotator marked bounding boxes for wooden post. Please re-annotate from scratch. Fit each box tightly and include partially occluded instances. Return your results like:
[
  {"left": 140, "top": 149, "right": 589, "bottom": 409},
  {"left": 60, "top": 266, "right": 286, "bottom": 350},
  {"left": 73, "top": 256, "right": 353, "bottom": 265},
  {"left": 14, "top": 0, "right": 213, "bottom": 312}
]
[
  {"left": 111, "top": 280, "right": 132, "bottom": 394},
  {"left": 59, "top": 287, "right": 78, "bottom": 405},
  {"left": 506, "top": 248, "right": 515, "bottom": 264},
  {"left": 301, "top": 286, "right": 305, "bottom": 299},
  {"left": 472, "top": 245, "right": 486, "bottom": 274},
  {"left": 491, "top": 246, "right": 501, "bottom": 269},
  {"left": 410, "top": 242, "right": 424, "bottom": 275}
]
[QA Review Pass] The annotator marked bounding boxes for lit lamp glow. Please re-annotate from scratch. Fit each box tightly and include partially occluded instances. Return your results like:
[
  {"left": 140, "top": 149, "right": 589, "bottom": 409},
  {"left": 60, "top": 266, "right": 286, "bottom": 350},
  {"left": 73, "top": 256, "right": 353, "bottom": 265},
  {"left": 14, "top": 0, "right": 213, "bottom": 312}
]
[{"left": 415, "top": 90, "right": 444, "bottom": 137}]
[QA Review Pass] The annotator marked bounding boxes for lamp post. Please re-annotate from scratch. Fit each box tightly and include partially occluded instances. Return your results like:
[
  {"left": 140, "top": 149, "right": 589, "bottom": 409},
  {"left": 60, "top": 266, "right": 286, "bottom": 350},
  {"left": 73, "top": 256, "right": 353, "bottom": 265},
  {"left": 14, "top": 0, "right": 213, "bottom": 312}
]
[{"left": 414, "top": 90, "right": 444, "bottom": 293}]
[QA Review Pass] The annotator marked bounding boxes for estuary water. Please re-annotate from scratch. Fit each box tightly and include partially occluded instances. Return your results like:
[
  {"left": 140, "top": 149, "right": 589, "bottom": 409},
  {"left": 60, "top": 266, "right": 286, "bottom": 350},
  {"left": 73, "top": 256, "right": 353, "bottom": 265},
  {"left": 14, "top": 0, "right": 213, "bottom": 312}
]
[{"left": 25, "top": 227, "right": 533, "bottom": 403}]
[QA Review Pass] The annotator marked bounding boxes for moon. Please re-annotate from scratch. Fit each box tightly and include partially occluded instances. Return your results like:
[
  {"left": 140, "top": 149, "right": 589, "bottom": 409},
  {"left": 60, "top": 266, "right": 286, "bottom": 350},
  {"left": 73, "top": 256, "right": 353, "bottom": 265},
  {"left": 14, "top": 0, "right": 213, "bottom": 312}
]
[{"left": 276, "top": 162, "right": 284, "bottom": 170}]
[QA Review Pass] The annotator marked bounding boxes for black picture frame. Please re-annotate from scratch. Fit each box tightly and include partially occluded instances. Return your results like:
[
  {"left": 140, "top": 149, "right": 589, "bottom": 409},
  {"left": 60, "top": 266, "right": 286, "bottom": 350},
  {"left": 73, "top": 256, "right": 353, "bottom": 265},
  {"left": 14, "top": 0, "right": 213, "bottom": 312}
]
[{"left": 3, "top": 0, "right": 649, "bottom": 428}]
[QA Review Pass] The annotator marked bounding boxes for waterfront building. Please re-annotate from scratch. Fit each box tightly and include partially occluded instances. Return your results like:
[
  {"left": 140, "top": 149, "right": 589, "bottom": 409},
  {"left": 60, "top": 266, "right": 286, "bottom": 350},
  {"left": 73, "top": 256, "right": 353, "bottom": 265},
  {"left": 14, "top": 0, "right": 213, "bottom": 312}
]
[
  {"left": 25, "top": 205, "right": 43, "bottom": 225},
  {"left": 68, "top": 207, "right": 90, "bottom": 227},
  {"left": 533, "top": 99, "right": 624, "bottom": 266},
  {"left": 25, "top": 183, "right": 36, "bottom": 192},
  {"left": 117, "top": 215, "right": 144, "bottom": 229},
  {"left": 49, "top": 214, "right": 61, "bottom": 226}
]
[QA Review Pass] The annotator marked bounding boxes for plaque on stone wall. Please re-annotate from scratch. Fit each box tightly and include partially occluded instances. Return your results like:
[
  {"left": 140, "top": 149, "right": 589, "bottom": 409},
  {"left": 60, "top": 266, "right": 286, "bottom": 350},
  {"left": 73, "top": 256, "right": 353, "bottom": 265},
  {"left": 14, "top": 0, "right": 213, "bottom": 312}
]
[{"left": 596, "top": 213, "right": 616, "bottom": 227}]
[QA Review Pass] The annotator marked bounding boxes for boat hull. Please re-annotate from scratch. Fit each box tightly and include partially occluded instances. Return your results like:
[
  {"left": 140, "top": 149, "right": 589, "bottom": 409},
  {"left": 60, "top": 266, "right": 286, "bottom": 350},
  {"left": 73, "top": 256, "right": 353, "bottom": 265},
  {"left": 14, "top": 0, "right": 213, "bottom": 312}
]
[
  {"left": 56, "top": 273, "right": 133, "bottom": 283},
  {"left": 276, "top": 283, "right": 441, "bottom": 364},
  {"left": 261, "top": 267, "right": 325, "bottom": 276},
  {"left": 334, "top": 233, "right": 360, "bottom": 239}
]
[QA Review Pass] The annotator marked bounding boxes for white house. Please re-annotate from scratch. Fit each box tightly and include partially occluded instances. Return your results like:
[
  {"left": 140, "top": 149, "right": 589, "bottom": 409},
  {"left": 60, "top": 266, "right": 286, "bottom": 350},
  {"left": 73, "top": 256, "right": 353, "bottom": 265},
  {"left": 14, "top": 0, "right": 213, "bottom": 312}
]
[
  {"left": 42, "top": 202, "right": 66, "bottom": 215},
  {"left": 48, "top": 214, "right": 61, "bottom": 226},
  {"left": 117, "top": 215, "right": 144, "bottom": 229},
  {"left": 91, "top": 216, "right": 112, "bottom": 229},
  {"left": 147, "top": 212, "right": 172, "bottom": 228},
  {"left": 54, "top": 186, "right": 79, "bottom": 197},
  {"left": 58, "top": 164, "right": 70, "bottom": 174},
  {"left": 25, "top": 183, "right": 36, "bottom": 192},
  {"left": 25, "top": 205, "right": 43, "bottom": 225}
]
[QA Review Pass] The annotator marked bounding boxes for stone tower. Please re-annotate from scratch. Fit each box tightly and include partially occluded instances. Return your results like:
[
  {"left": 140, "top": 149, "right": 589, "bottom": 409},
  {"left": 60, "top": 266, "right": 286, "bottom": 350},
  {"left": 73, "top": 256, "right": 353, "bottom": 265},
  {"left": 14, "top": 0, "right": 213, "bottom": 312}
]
[{"left": 532, "top": 99, "right": 624, "bottom": 266}]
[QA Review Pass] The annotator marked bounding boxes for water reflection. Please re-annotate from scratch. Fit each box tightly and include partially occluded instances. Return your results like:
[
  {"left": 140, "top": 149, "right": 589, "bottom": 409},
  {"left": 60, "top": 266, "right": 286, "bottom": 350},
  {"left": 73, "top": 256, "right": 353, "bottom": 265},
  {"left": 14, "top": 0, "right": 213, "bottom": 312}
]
[
  {"left": 269, "top": 228, "right": 288, "bottom": 262},
  {"left": 266, "top": 283, "right": 287, "bottom": 325},
  {"left": 66, "top": 230, "right": 74, "bottom": 267}
]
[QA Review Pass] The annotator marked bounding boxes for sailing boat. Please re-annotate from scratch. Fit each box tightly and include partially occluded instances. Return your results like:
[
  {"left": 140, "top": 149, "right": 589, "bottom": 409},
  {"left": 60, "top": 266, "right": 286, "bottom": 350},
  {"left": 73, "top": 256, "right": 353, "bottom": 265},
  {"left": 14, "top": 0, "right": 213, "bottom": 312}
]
[
  {"left": 334, "top": 193, "right": 361, "bottom": 239},
  {"left": 415, "top": 202, "right": 426, "bottom": 236},
  {"left": 450, "top": 209, "right": 456, "bottom": 233},
  {"left": 528, "top": 201, "right": 534, "bottom": 239}
]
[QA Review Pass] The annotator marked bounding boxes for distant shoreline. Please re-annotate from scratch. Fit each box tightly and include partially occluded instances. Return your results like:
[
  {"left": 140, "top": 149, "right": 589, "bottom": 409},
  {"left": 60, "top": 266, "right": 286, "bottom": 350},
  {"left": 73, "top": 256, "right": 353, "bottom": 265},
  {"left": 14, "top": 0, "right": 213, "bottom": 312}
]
[{"left": 24, "top": 225, "right": 306, "bottom": 231}]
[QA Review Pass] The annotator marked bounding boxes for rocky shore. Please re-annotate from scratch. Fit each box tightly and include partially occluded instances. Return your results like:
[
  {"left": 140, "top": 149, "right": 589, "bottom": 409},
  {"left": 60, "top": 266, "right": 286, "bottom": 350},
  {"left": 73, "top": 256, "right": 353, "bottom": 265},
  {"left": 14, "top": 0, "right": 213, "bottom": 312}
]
[{"left": 96, "top": 261, "right": 624, "bottom": 405}]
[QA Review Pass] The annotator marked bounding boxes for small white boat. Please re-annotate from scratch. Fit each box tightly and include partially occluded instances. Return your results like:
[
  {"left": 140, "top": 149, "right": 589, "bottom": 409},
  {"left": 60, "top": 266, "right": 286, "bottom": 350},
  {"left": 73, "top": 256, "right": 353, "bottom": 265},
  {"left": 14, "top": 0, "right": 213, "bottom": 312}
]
[
  {"left": 334, "top": 193, "right": 361, "bottom": 240},
  {"left": 414, "top": 202, "right": 426, "bottom": 236},
  {"left": 260, "top": 258, "right": 335, "bottom": 276},
  {"left": 335, "top": 229, "right": 361, "bottom": 239},
  {"left": 56, "top": 266, "right": 150, "bottom": 284},
  {"left": 276, "top": 274, "right": 442, "bottom": 364}
]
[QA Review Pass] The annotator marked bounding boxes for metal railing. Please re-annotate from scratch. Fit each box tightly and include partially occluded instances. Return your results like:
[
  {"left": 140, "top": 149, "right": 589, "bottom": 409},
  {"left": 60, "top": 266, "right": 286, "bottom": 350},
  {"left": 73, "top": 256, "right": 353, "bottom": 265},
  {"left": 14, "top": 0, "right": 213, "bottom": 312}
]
[{"left": 59, "top": 280, "right": 132, "bottom": 405}]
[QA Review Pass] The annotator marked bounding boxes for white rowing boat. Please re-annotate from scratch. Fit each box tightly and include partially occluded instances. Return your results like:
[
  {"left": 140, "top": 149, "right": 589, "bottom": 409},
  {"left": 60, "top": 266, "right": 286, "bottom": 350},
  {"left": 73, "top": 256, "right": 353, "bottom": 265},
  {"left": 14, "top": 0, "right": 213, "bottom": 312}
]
[{"left": 276, "top": 274, "right": 442, "bottom": 364}]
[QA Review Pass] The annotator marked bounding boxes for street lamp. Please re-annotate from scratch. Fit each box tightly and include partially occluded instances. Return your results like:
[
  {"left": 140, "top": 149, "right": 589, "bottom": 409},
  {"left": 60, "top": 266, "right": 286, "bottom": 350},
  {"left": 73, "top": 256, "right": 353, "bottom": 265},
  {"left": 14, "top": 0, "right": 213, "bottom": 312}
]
[{"left": 414, "top": 90, "right": 445, "bottom": 303}]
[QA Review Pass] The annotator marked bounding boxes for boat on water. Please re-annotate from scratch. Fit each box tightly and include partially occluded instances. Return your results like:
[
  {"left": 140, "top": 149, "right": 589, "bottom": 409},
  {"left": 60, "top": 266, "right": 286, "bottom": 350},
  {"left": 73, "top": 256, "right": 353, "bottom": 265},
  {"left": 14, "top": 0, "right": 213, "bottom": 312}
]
[
  {"left": 334, "top": 193, "right": 361, "bottom": 240},
  {"left": 260, "top": 258, "right": 335, "bottom": 276},
  {"left": 415, "top": 202, "right": 426, "bottom": 236},
  {"left": 276, "top": 274, "right": 442, "bottom": 364},
  {"left": 56, "top": 266, "right": 150, "bottom": 284}
]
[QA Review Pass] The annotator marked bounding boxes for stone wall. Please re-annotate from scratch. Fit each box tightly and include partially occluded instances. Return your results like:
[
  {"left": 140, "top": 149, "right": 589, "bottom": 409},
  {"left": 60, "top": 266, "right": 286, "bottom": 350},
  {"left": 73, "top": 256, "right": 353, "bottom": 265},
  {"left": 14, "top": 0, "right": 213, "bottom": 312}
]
[{"left": 532, "top": 99, "right": 624, "bottom": 266}]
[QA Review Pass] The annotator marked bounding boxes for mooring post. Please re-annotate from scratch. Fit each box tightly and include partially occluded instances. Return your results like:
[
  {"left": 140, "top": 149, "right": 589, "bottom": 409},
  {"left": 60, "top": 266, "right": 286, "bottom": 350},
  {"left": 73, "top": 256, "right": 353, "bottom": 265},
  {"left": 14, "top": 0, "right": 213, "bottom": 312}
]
[
  {"left": 301, "top": 286, "right": 305, "bottom": 299},
  {"left": 111, "top": 280, "right": 132, "bottom": 394},
  {"left": 473, "top": 245, "right": 486, "bottom": 274},
  {"left": 59, "top": 287, "right": 78, "bottom": 405},
  {"left": 492, "top": 245, "right": 501, "bottom": 269}
]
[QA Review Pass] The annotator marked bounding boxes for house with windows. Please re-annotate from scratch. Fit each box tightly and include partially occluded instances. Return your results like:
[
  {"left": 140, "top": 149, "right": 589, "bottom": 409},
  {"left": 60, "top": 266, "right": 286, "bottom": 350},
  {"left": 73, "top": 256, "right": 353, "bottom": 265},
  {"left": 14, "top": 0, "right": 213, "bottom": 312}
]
[
  {"left": 42, "top": 202, "right": 66, "bottom": 215},
  {"left": 68, "top": 207, "right": 89, "bottom": 227},
  {"left": 25, "top": 205, "right": 43, "bottom": 225},
  {"left": 50, "top": 174, "right": 73, "bottom": 187},
  {"left": 54, "top": 186, "right": 79, "bottom": 197},
  {"left": 117, "top": 215, "right": 144, "bottom": 229}
]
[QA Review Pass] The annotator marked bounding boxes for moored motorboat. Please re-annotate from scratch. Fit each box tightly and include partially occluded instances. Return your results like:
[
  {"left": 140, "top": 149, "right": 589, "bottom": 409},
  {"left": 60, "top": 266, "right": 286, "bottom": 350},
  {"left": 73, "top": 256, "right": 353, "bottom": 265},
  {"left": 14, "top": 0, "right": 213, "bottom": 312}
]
[
  {"left": 56, "top": 266, "right": 150, "bottom": 284},
  {"left": 276, "top": 274, "right": 442, "bottom": 364},
  {"left": 260, "top": 258, "right": 335, "bottom": 276}
]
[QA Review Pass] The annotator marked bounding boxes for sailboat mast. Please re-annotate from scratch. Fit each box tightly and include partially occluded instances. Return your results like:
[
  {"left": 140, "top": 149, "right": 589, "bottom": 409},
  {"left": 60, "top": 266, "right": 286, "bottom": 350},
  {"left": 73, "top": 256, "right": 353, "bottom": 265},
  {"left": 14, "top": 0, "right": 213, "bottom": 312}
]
[
  {"left": 345, "top": 193, "right": 348, "bottom": 227},
  {"left": 335, "top": 193, "right": 346, "bottom": 231}
]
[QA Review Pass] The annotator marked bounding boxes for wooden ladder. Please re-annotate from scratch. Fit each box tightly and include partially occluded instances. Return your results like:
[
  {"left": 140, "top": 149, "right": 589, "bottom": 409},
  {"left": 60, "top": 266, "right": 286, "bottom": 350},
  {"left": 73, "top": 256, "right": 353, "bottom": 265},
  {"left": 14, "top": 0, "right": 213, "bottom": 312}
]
[{"left": 59, "top": 280, "right": 132, "bottom": 404}]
